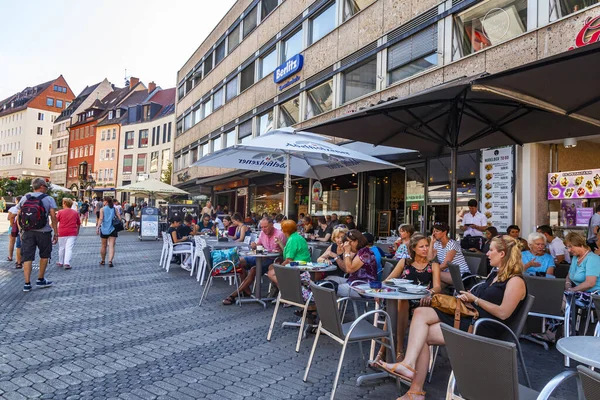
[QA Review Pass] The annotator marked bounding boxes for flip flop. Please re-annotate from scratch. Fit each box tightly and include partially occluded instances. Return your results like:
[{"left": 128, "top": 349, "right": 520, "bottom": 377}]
[{"left": 377, "top": 361, "right": 416, "bottom": 382}]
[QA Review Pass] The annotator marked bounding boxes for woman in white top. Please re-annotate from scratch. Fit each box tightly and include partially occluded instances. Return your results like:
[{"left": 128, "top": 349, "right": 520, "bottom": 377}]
[{"left": 428, "top": 221, "right": 470, "bottom": 285}]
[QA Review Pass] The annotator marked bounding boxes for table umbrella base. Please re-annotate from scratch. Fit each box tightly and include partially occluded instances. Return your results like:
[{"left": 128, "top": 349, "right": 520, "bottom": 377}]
[{"left": 237, "top": 296, "right": 276, "bottom": 308}]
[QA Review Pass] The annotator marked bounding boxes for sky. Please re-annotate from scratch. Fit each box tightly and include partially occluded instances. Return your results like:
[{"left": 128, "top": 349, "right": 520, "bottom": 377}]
[{"left": 0, "top": 0, "right": 237, "bottom": 100}]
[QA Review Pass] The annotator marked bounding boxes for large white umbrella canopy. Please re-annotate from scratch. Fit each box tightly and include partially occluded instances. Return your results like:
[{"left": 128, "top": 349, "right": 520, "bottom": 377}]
[
  {"left": 49, "top": 183, "right": 72, "bottom": 193},
  {"left": 116, "top": 179, "right": 189, "bottom": 200},
  {"left": 191, "top": 128, "right": 401, "bottom": 215}
]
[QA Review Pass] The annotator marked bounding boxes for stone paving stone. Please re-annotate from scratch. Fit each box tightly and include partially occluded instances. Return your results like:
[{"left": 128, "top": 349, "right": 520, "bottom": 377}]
[{"left": 2, "top": 391, "right": 28, "bottom": 400}]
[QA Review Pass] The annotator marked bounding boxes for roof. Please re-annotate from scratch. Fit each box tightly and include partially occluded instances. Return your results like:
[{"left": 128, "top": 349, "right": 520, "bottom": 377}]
[
  {"left": 70, "top": 86, "right": 133, "bottom": 128},
  {"left": 55, "top": 80, "right": 105, "bottom": 123},
  {"left": 96, "top": 89, "right": 151, "bottom": 127},
  {"left": 0, "top": 78, "right": 54, "bottom": 118}
]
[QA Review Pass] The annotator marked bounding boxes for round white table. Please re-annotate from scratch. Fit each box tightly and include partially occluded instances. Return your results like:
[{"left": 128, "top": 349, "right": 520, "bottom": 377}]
[{"left": 556, "top": 336, "right": 600, "bottom": 369}]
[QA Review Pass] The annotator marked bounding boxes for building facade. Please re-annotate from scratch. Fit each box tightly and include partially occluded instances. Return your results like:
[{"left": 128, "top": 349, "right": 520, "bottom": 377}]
[
  {"left": 50, "top": 79, "right": 113, "bottom": 186},
  {"left": 0, "top": 75, "right": 75, "bottom": 179},
  {"left": 174, "top": 0, "right": 600, "bottom": 234}
]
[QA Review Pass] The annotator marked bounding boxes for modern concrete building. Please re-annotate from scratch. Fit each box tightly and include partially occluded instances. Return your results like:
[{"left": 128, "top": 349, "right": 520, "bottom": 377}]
[
  {"left": 174, "top": 0, "right": 600, "bottom": 234},
  {"left": 50, "top": 79, "right": 113, "bottom": 186},
  {"left": 0, "top": 75, "right": 75, "bottom": 179}
]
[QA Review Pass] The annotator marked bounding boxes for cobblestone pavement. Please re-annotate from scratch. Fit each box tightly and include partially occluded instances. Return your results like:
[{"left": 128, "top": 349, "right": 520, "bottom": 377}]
[{"left": 0, "top": 215, "right": 579, "bottom": 399}]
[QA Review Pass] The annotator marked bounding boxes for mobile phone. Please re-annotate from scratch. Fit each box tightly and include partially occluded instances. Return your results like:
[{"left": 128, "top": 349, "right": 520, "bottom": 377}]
[{"left": 464, "top": 223, "right": 473, "bottom": 226}]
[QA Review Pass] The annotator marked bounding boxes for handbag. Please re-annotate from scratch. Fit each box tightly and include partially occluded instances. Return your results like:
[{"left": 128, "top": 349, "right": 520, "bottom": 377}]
[
  {"left": 430, "top": 293, "right": 479, "bottom": 333},
  {"left": 112, "top": 216, "right": 124, "bottom": 232}
]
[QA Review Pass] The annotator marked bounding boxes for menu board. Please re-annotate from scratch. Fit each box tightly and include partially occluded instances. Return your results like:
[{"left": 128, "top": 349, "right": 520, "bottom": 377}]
[
  {"left": 480, "top": 146, "right": 515, "bottom": 232},
  {"left": 548, "top": 169, "right": 600, "bottom": 200}
]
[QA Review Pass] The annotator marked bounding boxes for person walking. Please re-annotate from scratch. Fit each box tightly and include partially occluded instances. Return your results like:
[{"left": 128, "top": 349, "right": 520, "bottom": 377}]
[
  {"left": 97, "top": 197, "right": 122, "bottom": 267},
  {"left": 79, "top": 200, "right": 90, "bottom": 226},
  {"left": 16, "top": 178, "right": 57, "bottom": 292},
  {"left": 93, "top": 198, "right": 102, "bottom": 221},
  {"left": 7, "top": 196, "right": 23, "bottom": 268},
  {"left": 57, "top": 198, "right": 81, "bottom": 269},
  {"left": 0, "top": 196, "right": 6, "bottom": 213}
]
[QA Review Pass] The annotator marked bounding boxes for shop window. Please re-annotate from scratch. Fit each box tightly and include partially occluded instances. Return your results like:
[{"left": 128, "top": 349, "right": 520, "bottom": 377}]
[
  {"left": 309, "top": 2, "right": 336, "bottom": 45},
  {"left": 343, "top": 0, "right": 373, "bottom": 21},
  {"left": 215, "top": 40, "right": 226, "bottom": 65},
  {"left": 125, "top": 131, "right": 134, "bottom": 149},
  {"left": 204, "top": 53, "right": 213, "bottom": 76},
  {"left": 228, "top": 25, "right": 241, "bottom": 53},
  {"left": 259, "top": 48, "right": 277, "bottom": 79},
  {"left": 213, "top": 87, "right": 224, "bottom": 110},
  {"left": 150, "top": 151, "right": 159, "bottom": 173},
  {"left": 306, "top": 79, "right": 334, "bottom": 120},
  {"left": 225, "top": 130, "right": 236, "bottom": 148},
  {"left": 278, "top": 96, "right": 300, "bottom": 128},
  {"left": 226, "top": 75, "right": 238, "bottom": 102},
  {"left": 453, "top": 0, "right": 527, "bottom": 60},
  {"left": 243, "top": 7, "right": 258, "bottom": 38},
  {"left": 238, "top": 119, "right": 253, "bottom": 144},
  {"left": 282, "top": 29, "right": 303, "bottom": 63},
  {"left": 212, "top": 135, "right": 223, "bottom": 152},
  {"left": 261, "top": 0, "right": 278, "bottom": 19},
  {"left": 427, "top": 153, "right": 478, "bottom": 205},
  {"left": 550, "top": 0, "right": 599, "bottom": 22},
  {"left": 240, "top": 61, "right": 256, "bottom": 92},
  {"left": 258, "top": 109, "right": 274, "bottom": 136},
  {"left": 309, "top": 175, "right": 359, "bottom": 220},
  {"left": 203, "top": 98, "right": 213, "bottom": 119},
  {"left": 388, "top": 26, "right": 438, "bottom": 85},
  {"left": 343, "top": 56, "right": 377, "bottom": 103}
]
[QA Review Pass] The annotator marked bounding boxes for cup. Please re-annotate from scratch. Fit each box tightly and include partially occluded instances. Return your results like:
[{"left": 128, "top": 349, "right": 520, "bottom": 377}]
[{"left": 256, "top": 245, "right": 264, "bottom": 254}]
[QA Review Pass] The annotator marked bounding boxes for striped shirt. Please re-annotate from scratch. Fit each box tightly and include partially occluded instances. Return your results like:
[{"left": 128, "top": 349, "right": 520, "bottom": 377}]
[{"left": 434, "top": 239, "right": 470, "bottom": 274}]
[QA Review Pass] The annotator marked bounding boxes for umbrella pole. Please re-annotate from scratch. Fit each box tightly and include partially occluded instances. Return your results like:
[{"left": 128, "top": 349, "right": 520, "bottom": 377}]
[
  {"left": 284, "top": 153, "right": 291, "bottom": 218},
  {"left": 450, "top": 148, "right": 458, "bottom": 239}
]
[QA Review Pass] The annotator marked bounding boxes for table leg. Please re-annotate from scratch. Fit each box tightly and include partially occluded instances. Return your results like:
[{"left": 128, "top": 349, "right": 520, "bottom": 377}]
[{"left": 237, "top": 257, "right": 274, "bottom": 307}]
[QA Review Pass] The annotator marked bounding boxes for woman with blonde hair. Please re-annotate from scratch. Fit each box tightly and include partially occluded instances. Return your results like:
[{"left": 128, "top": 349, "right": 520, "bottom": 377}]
[
  {"left": 378, "top": 236, "right": 527, "bottom": 400},
  {"left": 317, "top": 226, "right": 348, "bottom": 264}
]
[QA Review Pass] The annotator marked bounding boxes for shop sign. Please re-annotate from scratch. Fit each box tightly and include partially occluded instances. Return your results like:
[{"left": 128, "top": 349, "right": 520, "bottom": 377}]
[
  {"left": 569, "top": 15, "right": 600, "bottom": 50},
  {"left": 576, "top": 207, "right": 594, "bottom": 227},
  {"left": 480, "top": 146, "right": 514, "bottom": 232},
  {"left": 406, "top": 193, "right": 424, "bottom": 202},
  {"left": 237, "top": 187, "right": 247, "bottom": 196},
  {"left": 103, "top": 191, "right": 116, "bottom": 198},
  {"left": 411, "top": 203, "right": 420, "bottom": 211},
  {"left": 548, "top": 169, "right": 600, "bottom": 199},
  {"left": 312, "top": 181, "right": 323, "bottom": 202},
  {"left": 274, "top": 54, "right": 303, "bottom": 84}
]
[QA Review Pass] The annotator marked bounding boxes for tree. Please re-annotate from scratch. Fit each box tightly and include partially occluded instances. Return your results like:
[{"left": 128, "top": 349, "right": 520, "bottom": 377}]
[{"left": 161, "top": 161, "right": 172, "bottom": 184}]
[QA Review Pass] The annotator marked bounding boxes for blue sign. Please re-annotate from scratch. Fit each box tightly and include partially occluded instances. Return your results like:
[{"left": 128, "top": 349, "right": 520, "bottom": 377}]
[{"left": 273, "top": 54, "right": 304, "bottom": 84}]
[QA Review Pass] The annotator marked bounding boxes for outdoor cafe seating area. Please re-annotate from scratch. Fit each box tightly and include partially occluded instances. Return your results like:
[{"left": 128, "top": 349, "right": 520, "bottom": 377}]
[{"left": 156, "top": 224, "right": 600, "bottom": 400}]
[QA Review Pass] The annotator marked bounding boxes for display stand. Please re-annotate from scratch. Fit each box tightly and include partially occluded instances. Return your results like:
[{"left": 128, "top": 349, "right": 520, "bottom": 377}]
[{"left": 139, "top": 207, "right": 160, "bottom": 241}]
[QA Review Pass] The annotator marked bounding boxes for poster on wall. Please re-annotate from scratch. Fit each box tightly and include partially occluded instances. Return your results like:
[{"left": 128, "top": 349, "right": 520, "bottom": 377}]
[
  {"left": 548, "top": 169, "right": 600, "bottom": 200},
  {"left": 480, "top": 146, "right": 515, "bottom": 233},
  {"left": 312, "top": 181, "right": 323, "bottom": 202}
]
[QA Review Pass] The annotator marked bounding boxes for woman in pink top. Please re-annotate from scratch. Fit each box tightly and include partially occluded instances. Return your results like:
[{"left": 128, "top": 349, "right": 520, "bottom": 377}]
[{"left": 57, "top": 198, "right": 81, "bottom": 269}]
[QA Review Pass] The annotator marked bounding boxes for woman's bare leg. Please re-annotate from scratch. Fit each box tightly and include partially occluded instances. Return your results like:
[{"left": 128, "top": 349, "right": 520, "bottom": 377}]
[
  {"left": 100, "top": 238, "right": 108, "bottom": 263},
  {"left": 108, "top": 237, "right": 116, "bottom": 262},
  {"left": 8, "top": 236, "right": 15, "bottom": 259}
]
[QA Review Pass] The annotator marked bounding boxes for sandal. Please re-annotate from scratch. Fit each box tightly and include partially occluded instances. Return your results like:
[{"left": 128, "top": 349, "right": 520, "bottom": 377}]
[
  {"left": 222, "top": 296, "right": 236, "bottom": 305},
  {"left": 6, "top": 257, "right": 13, "bottom": 261},
  {"left": 532, "top": 331, "right": 556, "bottom": 343},
  {"left": 369, "top": 347, "right": 387, "bottom": 368},
  {"left": 404, "top": 390, "right": 426, "bottom": 400},
  {"left": 15, "top": 263, "right": 22, "bottom": 269},
  {"left": 109, "top": 262, "right": 114, "bottom": 268},
  {"left": 377, "top": 361, "right": 416, "bottom": 382},
  {"left": 99, "top": 261, "right": 105, "bottom": 266}
]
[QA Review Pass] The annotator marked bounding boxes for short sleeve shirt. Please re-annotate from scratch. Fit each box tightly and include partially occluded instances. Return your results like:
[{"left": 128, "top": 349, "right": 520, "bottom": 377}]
[
  {"left": 316, "top": 225, "right": 333, "bottom": 240},
  {"left": 57, "top": 208, "right": 80, "bottom": 237},
  {"left": 588, "top": 213, "right": 600, "bottom": 240},
  {"left": 347, "top": 247, "right": 377, "bottom": 283},
  {"left": 569, "top": 252, "right": 600, "bottom": 293},
  {"left": 548, "top": 237, "right": 571, "bottom": 263},
  {"left": 283, "top": 232, "right": 311, "bottom": 262},
  {"left": 434, "top": 239, "right": 470, "bottom": 274},
  {"left": 17, "top": 192, "right": 57, "bottom": 233},
  {"left": 463, "top": 211, "right": 487, "bottom": 237},
  {"left": 394, "top": 243, "right": 410, "bottom": 260},
  {"left": 258, "top": 228, "right": 286, "bottom": 253},
  {"left": 522, "top": 251, "right": 555, "bottom": 275}
]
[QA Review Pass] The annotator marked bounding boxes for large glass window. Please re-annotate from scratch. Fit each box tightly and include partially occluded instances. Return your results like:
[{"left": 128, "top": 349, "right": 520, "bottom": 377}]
[
  {"left": 258, "top": 110, "right": 274, "bottom": 135},
  {"left": 204, "top": 53, "right": 213, "bottom": 76},
  {"left": 238, "top": 120, "right": 253, "bottom": 144},
  {"left": 279, "top": 96, "right": 300, "bottom": 128},
  {"left": 125, "top": 131, "right": 134, "bottom": 149},
  {"left": 228, "top": 25, "right": 240, "bottom": 52},
  {"left": 123, "top": 155, "right": 133, "bottom": 173},
  {"left": 215, "top": 41, "right": 226, "bottom": 65},
  {"left": 243, "top": 7, "right": 258, "bottom": 38},
  {"left": 306, "top": 79, "right": 334, "bottom": 119},
  {"left": 343, "top": 0, "right": 372, "bottom": 21},
  {"left": 262, "top": 0, "right": 278, "bottom": 19},
  {"left": 203, "top": 98, "right": 213, "bottom": 119},
  {"left": 240, "top": 61, "right": 256, "bottom": 92},
  {"left": 137, "top": 153, "right": 147, "bottom": 173},
  {"left": 139, "top": 129, "right": 149, "bottom": 148},
  {"left": 212, "top": 135, "right": 223, "bottom": 152},
  {"left": 550, "top": 0, "right": 600, "bottom": 22},
  {"left": 388, "top": 26, "right": 438, "bottom": 84},
  {"left": 259, "top": 48, "right": 277, "bottom": 79},
  {"left": 343, "top": 56, "right": 377, "bottom": 103},
  {"left": 226, "top": 76, "right": 238, "bottom": 102},
  {"left": 310, "top": 3, "right": 336, "bottom": 44},
  {"left": 225, "top": 130, "right": 236, "bottom": 147},
  {"left": 213, "top": 87, "right": 224, "bottom": 110},
  {"left": 454, "top": 0, "right": 527, "bottom": 59},
  {"left": 282, "top": 29, "right": 303, "bottom": 63},
  {"left": 150, "top": 151, "right": 159, "bottom": 173}
]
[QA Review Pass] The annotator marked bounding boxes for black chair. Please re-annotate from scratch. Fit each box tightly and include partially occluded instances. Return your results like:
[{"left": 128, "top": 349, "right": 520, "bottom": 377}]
[{"left": 311, "top": 247, "right": 323, "bottom": 263}]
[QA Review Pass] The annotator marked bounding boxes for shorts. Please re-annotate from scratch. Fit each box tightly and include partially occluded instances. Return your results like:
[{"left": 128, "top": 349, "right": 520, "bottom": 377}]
[
  {"left": 96, "top": 211, "right": 100, "bottom": 219},
  {"left": 16, "top": 234, "right": 21, "bottom": 249},
  {"left": 125, "top": 214, "right": 131, "bottom": 222},
  {"left": 21, "top": 231, "right": 53, "bottom": 261},
  {"left": 100, "top": 230, "right": 118, "bottom": 239}
]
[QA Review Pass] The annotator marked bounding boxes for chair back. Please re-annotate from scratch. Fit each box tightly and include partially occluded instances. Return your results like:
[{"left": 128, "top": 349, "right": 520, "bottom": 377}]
[
  {"left": 463, "top": 252, "right": 487, "bottom": 275},
  {"left": 165, "top": 231, "right": 174, "bottom": 245},
  {"left": 554, "top": 262, "right": 570, "bottom": 279},
  {"left": 448, "top": 263, "right": 465, "bottom": 293},
  {"left": 441, "top": 324, "right": 519, "bottom": 400},
  {"left": 311, "top": 247, "right": 323, "bottom": 263},
  {"left": 194, "top": 235, "right": 207, "bottom": 249},
  {"left": 524, "top": 276, "right": 565, "bottom": 317},
  {"left": 309, "top": 282, "right": 344, "bottom": 339},
  {"left": 162, "top": 232, "right": 169, "bottom": 245},
  {"left": 578, "top": 365, "right": 600, "bottom": 400},
  {"left": 382, "top": 261, "right": 395, "bottom": 281},
  {"left": 273, "top": 264, "right": 305, "bottom": 305},
  {"left": 502, "top": 294, "right": 535, "bottom": 340}
]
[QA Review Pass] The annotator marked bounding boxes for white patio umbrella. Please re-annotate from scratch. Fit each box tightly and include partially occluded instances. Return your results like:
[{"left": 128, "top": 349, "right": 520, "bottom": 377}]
[
  {"left": 49, "top": 183, "right": 72, "bottom": 193},
  {"left": 116, "top": 179, "right": 189, "bottom": 200},
  {"left": 191, "top": 128, "right": 401, "bottom": 216}
]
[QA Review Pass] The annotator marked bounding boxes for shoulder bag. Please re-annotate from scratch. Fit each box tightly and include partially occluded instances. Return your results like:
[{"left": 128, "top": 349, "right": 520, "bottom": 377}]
[{"left": 430, "top": 293, "right": 479, "bottom": 333}]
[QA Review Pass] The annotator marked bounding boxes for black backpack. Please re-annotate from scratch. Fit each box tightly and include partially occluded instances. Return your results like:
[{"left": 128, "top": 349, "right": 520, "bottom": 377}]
[
  {"left": 80, "top": 203, "right": 89, "bottom": 213},
  {"left": 19, "top": 194, "right": 48, "bottom": 231}
]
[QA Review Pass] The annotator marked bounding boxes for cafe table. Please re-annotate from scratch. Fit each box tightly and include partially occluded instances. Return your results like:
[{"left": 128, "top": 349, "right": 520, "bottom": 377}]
[
  {"left": 556, "top": 336, "right": 600, "bottom": 369},
  {"left": 306, "top": 240, "right": 332, "bottom": 249},
  {"left": 351, "top": 283, "right": 429, "bottom": 387},
  {"left": 238, "top": 250, "right": 281, "bottom": 308}
]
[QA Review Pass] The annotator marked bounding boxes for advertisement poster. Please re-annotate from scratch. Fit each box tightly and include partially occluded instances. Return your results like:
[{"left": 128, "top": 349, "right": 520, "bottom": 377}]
[
  {"left": 312, "top": 181, "right": 323, "bottom": 202},
  {"left": 576, "top": 207, "right": 594, "bottom": 227},
  {"left": 548, "top": 169, "right": 600, "bottom": 200},
  {"left": 480, "top": 146, "right": 514, "bottom": 232},
  {"left": 140, "top": 207, "right": 159, "bottom": 239}
]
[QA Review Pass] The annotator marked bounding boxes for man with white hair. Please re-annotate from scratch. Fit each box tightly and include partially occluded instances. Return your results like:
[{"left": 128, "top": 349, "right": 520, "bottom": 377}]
[{"left": 16, "top": 177, "right": 58, "bottom": 292}]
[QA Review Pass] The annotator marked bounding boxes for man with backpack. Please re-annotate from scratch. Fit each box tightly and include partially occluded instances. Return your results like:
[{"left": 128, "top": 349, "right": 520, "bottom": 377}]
[{"left": 16, "top": 178, "right": 58, "bottom": 292}]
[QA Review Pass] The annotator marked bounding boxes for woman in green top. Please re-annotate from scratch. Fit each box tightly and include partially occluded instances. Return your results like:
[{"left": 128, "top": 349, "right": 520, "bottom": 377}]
[{"left": 267, "top": 219, "right": 311, "bottom": 288}]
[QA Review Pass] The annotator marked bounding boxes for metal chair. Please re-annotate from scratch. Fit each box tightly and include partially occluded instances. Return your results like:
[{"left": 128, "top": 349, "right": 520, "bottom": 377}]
[
  {"left": 441, "top": 324, "right": 581, "bottom": 400},
  {"left": 159, "top": 232, "right": 169, "bottom": 269},
  {"left": 578, "top": 365, "right": 600, "bottom": 399},
  {"left": 303, "top": 283, "right": 396, "bottom": 400},
  {"left": 311, "top": 247, "right": 323, "bottom": 263},
  {"left": 463, "top": 251, "right": 488, "bottom": 276},
  {"left": 199, "top": 258, "right": 242, "bottom": 307},
  {"left": 593, "top": 294, "right": 600, "bottom": 337},
  {"left": 192, "top": 236, "right": 208, "bottom": 283},
  {"left": 163, "top": 233, "right": 194, "bottom": 272}
]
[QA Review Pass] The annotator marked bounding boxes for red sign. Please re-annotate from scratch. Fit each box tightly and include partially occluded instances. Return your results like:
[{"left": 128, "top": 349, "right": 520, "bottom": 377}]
[
  {"left": 569, "top": 15, "right": 600, "bottom": 50},
  {"left": 411, "top": 203, "right": 420, "bottom": 211}
]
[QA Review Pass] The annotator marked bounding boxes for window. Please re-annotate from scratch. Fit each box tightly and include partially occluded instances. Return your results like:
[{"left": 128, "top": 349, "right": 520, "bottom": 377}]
[
  {"left": 243, "top": 7, "right": 258, "bottom": 38},
  {"left": 137, "top": 154, "right": 147, "bottom": 173},
  {"left": 123, "top": 155, "right": 133, "bottom": 173},
  {"left": 238, "top": 120, "right": 253, "bottom": 144},
  {"left": 84, "top": 146, "right": 88, "bottom": 156},
  {"left": 184, "top": 113, "right": 193, "bottom": 130},
  {"left": 125, "top": 131, "right": 134, "bottom": 149},
  {"left": 168, "top": 122, "right": 172, "bottom": 142},
  {"left": 310, "top": 3, "right": 336, "bottom": 44},
  {"left": 204, "top": 53, "right": 213, "bottom": 76},
  {"left": 139, "top": 130, "right": 149, "bottom": 148},
  {"left": 213, "top": 87, "right": 224, "bottom": 110},
  {"left": 112, "top": 128, "right": 116, "bottom": 140},
  {"left": 70, "top": 149, "right": 74, "bottom": 158},
  {"left": 282, "top": 29, "right": 303, "bottom": 62},
  {"left": 306, "top": 79, "right": 334, "bottom": 119},
  {"left": 258, "top": 110, "right": 274, "bottom": 135},
  {"left": 212, "top": 135, "right": 223, "bottom": 152},
  {"left": 56, "top": 99, "right": 63, "bottom": 109},
  {"left": 279, "top": 96, "right": 300, "bottom": 128},
  {"left": 454, "top": 0, "right": 527, "bottom": 59},
  {"left": 108, "top": 111, "right": 113, "bottom": 119},
  {"left": 193, "top": 106, "right": 202, "bottom": 125},
  {"left": 191, "top": 147, "right": 199, "bottom": 163},
  {"left": 226, "top": 76, "right": 238, "bottom": 102},
  {"left": 46, "top": 98, "right": 54, "bottom": 107},
  {"left": 98, "top": 169, "right": 104, "bottom": 181},
  {"left": 36, "top": 142, "right": 42, "bottom": 150},
  {"left": 343, "top": 0, "right": 372, "bottom": 21},
  {"left": 35, "top": 157, "right": 41, "bottom": 165},
  {"left": 38, "top": 112, "right": 44, "bottom": 121},
  {"left": 90, "top": 145, "right": 94, "bottom": 155},
  {"left": 66, "top": 101, "right": 71, "bottom": 108},
  {"left": 240, "top": 61, "right": 255, "bottom": 92},
  {"left": 101, "top": 130, "right": 106, "bottom": 141},
  {"left": 343, "top": 56, "right": 377, "bottom": 103},
  {"left": 37, "top": 127, "right": 43, "bottom": 135},
  {"left": 152, "top": 127, "right": 156, "bottom": 146},
  {"left": 176, "top": 120, "right": 183, "bottom": 136},
  {"left": 116, "top": 109, "right": 121, "bottom": 118},
  {"left": 110, "top": 149, "right": 115, "bottom": 160},
  {"left": 388, "top": 27, "right": 438, "bottom": 85},
  {"left": 178, "top": 86, "right": 185, "bottom": 100},
  {"left": 201, "top": 142, "right": 210, "bottom": 157},
  {"left": 156, "top": 126, "right": 160, "bottom": 145},
  {"left": 225, "top": 130, "right": 236, "bottom": 148},
  {"left": 228, "top": 25, "right": 241, "bottom": 53},
  {"left": 163, "top": 123, "right": 167, "bottom": 143},
  {"left": 150, "top": 151, "right": 159, "bottom": 173},
  {"left": 203, "top": 98, "right": 213, "bottom": 119},
  {"left": 75, "top": 148, "right": 80, "bottom": 158},
  {"left": 261, "top": 0, "right": 278, "bottom": 19},
  {"left": 215, "top": 41, "right": 226, "bottom": 65},
  {"left": 259, "top": 48, "right": 277, "bottom": 79},
  {"left": 162, "top": 149, "right": 170, "bottom": 171},
  {"left": 109, "top": 169, "right": 114, "bottom": 181}
]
